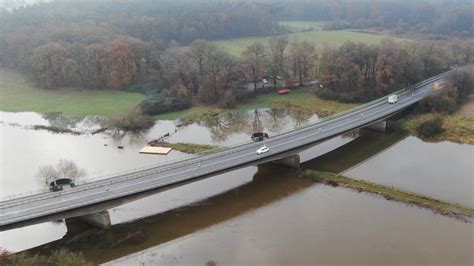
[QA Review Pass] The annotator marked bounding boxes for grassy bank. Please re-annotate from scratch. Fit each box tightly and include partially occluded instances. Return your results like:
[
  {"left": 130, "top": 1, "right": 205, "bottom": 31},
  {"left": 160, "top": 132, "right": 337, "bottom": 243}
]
[
  {"left": 170, "top": 143, "right": 222, "bottom": 154},
  {"left": 0, "top": 69, "right": 145, "bottom": 117},
  {"left": 213, "top": 30, "right": 408, "bottom": 57},
  {"left": 401, "top": 113, "right": 474, "bottom": 144},
  {"left": 301, "top": 170, "right": 474, "bottom": 221},
  {"left": 156, "top": 89, "right": 355, "bottom": 122}
]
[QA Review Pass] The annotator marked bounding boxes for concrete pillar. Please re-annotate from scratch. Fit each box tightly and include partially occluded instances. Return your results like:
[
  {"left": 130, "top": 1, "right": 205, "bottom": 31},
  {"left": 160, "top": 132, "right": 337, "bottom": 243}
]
[
  {"left": 271, "top": 155, "right": 300, "bottom": 169},
  {"left": 66, "top": 210, "right": 112, "bottom": 230},
  {"left": 366, "top": 120, "right": 387, "bottom": 132}
]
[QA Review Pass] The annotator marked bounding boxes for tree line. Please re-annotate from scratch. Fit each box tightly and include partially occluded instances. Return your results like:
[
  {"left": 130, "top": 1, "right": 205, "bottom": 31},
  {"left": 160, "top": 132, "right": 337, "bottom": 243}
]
[
  {"left": 0, "top": 0, "right": 472, "bottom": 115},
  {"left": 277, "top": 0, "right": 474, "bottom": 37},
  {"left": 316, "top": 40, "right": 473, "bottom": 102},
  {"left": 0, "top": 0, "right": 281, "bottom": 75}
]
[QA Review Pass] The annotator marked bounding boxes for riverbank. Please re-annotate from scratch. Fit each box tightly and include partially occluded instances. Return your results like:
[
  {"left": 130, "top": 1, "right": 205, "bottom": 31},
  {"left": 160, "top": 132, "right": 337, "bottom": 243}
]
[
  {"left": 300, "top": 170, "right": 474, "bottom": 221},
  {"left": 401, "top": 113, "right": 474, "bottom": 144}
]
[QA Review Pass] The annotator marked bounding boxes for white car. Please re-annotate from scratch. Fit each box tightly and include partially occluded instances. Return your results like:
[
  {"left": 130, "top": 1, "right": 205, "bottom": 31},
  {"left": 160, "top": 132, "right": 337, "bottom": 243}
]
[
  {"left": 262, "top": 79, "right": 268, "bottom": 84},
  {"left": 256, "top": 145, "right": 269, "bottom": 155}
]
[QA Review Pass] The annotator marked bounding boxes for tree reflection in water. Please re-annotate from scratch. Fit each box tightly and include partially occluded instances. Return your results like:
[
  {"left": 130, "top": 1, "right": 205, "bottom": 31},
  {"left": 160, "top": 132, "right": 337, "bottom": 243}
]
[{"left": 201, "top": 108, "right": 317, "bottom": 142}]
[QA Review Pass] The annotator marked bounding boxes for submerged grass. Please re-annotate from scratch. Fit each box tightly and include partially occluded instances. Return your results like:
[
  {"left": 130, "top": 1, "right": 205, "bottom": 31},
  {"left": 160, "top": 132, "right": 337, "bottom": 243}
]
[
  {"left": 32, "top": 125, "right": 82, "bottom": 135},
  {"left": 301, "top": 170, "right": 474, "bottom": 221},
  {"left": 170, "top": 143, "right": 222, "bottom": 154}
]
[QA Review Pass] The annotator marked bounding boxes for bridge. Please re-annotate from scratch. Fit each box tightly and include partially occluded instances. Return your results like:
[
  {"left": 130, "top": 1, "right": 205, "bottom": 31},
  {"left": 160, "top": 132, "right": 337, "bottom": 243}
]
[{"left": 0, "top": 71, "right": 452, "bottom": 231}]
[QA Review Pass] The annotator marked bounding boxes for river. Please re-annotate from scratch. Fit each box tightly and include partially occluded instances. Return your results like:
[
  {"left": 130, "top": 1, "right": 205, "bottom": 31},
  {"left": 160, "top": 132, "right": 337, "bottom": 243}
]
[{"left": 0, "top": 110, "right": 472, "bottom": 264}]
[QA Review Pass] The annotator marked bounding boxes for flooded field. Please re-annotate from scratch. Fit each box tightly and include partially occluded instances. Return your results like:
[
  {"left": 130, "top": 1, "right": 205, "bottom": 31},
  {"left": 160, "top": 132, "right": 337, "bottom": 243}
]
[{"left": 1, "top": 110, "right": 473, "bottom": 264}]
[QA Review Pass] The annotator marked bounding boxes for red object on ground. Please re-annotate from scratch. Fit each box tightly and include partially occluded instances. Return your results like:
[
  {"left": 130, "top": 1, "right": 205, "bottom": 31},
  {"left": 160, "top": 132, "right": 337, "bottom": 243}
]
[{"left": 277, "top": 89, "right": 291, "bottom": 94}]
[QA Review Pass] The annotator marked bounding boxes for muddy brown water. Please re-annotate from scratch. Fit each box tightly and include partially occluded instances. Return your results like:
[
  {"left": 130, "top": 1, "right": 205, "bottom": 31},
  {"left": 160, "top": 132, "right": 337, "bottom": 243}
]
[{"left": 1, "top": 111, "right": 473, "bottom": 265}]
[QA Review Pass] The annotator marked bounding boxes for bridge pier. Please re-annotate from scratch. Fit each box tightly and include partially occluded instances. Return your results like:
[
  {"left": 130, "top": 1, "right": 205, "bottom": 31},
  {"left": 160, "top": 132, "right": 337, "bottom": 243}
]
[
  {"left": 366, "top": 120, "right": 387, "bottom": 132},
  {"left": 65, "top": 210, "right": 111, "bottom": 231},
  {"left": 268, "top": 155, "right": 300, "bottom": 169}
]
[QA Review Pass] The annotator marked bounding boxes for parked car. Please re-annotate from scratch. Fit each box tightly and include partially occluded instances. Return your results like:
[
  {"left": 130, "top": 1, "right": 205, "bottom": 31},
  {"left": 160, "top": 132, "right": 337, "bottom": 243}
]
[
  {"left": 262, "top": 78, "right": 268, "bottom": 84},
  {"left": 256, "top": 145, "right": 269, "bottom": 155},
  {"left": 277, "top": 89, "right": 291, "bottom": 94}
]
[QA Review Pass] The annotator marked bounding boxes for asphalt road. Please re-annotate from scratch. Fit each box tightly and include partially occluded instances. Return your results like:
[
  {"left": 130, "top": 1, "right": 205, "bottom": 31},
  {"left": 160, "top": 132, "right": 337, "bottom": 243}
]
[{"left": 0, "top": 71, "right": 451, "bottom": 228}]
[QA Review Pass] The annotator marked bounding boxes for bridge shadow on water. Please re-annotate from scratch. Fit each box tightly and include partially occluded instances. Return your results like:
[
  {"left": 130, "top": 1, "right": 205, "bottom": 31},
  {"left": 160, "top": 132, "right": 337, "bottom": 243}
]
[
  {"left": 29, "top": 164, "right": 313, "bottom": 264},
  {"left": 302, "top": 129, "right": 408, "bottom": 174},
  {"left": 27, "top": 129, "right": 408, "bottom": 263}
]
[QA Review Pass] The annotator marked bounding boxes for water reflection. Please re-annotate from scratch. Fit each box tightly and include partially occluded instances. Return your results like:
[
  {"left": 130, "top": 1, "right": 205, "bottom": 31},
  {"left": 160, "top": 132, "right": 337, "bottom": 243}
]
[
  {"left": 28, "top": 165, "right": 313, "bottom": 264},
  {"left": 108, "top": 185, "right": 473, "bottom": 266},
  {"left": 197, "top": 108, "right": 317, "bottom": 142},
  {"left": 304, "top": 129, "right": 474, "bottom": 207}
]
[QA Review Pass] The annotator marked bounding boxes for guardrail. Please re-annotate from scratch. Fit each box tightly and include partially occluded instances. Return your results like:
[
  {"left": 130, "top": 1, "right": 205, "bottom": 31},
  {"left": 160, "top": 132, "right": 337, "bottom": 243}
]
[{"left": 0, "top": 71, "right": 452, "bottom": 205}]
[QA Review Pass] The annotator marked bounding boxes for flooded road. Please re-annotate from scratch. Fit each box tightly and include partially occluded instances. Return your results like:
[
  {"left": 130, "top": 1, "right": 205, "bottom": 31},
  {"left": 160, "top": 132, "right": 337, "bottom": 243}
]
[{"left": 1, "top": 110, "right": 473, "bottom": 264}]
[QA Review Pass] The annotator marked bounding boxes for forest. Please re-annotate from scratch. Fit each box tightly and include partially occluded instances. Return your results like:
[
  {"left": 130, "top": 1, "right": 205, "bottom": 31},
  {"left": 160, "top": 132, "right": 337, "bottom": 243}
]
[{"left": 0, "top": 0, "right": 473, "bottom": 115}]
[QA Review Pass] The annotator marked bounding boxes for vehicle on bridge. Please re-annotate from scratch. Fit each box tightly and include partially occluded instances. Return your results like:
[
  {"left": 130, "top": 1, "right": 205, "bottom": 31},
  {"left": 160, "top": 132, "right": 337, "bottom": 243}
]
[
  {"left": 251, "top": 132, "right": 269, "bottom": 142},
  {"left": 49, "top": 178, "right": 76, "bottom": 192},
  {"left": 256, "top": 145, "right": 269, "bottom": 155},
  {"left": 388, "top": 94, "right": 398, "bottom": 104}
]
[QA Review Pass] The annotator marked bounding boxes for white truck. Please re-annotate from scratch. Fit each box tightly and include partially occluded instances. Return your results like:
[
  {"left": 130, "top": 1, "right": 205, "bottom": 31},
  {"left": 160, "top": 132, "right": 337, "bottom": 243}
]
[{"left": 388, "top": 94, "right": 398, "bottom": 104}]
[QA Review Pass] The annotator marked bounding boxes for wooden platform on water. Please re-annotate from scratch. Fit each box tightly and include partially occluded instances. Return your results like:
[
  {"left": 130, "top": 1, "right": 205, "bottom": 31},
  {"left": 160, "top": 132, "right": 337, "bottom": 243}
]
[{"left": 139, "top": 146, "right": 172, "bottom": 155}]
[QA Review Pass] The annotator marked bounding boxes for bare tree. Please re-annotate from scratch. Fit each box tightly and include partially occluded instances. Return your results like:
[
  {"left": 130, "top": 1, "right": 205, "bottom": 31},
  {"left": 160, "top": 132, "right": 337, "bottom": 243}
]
[
  {"left": 56, "top": 159, "right": 86, "bottom": 182},
  {"left": 36, "top": 165, "right": 59, "bottom": 186},
  {"left": 36, "top": 159, "right": 86, "bottom": 188},
  {"left": 290, "top": 41, "right": 316, "bottom": 85},
  {"left": 242, "top": 41, "right": 266, "bottom": 92},
  {"left": 268, "top": 36, "right": 288, "bottom": 88}
]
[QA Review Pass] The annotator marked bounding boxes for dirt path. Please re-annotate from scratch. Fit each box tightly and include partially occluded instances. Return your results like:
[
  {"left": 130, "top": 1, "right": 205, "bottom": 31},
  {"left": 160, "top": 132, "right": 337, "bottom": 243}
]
[{"left": 457, "top": 95, "right": 474, "bottom": 117}]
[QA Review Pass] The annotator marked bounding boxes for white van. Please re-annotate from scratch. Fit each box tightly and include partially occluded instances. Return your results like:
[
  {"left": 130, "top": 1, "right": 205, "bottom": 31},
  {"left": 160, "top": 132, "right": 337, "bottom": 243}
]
[{"left": 388, "top": 94, "right": 398, "bottom": 104}]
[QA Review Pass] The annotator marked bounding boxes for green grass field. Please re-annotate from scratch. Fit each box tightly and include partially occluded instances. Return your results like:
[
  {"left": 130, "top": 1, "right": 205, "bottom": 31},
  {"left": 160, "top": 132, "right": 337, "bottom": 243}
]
[
  {"left": 213, "top": 30, "right": 408, "bottom": 57},
  {"left": 0, "top": 69, "right": 145, "bottom": 117},
  {"left": 279, "top": 21, "right": 327, "bottom": 31}
]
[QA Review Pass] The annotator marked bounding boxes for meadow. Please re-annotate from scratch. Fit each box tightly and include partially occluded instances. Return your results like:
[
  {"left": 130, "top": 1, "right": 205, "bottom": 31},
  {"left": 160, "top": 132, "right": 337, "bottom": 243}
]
[
  {"left": 212, "top": 26, "right": 408, "bottom": 57},
  {"left": 0, "top": 69, "right": 145, "bottom": 117}
]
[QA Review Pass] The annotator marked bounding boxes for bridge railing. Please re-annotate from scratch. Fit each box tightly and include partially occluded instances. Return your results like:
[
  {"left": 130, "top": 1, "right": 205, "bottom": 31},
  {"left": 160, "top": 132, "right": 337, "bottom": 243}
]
[{"left": 0, "top": 71, "right": 452, "bottom": 204}]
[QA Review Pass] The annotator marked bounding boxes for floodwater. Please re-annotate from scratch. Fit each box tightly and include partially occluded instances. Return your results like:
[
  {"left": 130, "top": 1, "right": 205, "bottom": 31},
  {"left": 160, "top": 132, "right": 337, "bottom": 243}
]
[
  {"left": 344, "top": 136, "right": 474, "bottom": 207},
  {"left": 1, "top": 110, "right": 473, "bottom": 265},
  {"left": 0, "top": 109, "right": 328, "bottom": 252},
  {"left": 0, "top": 109, "right": 319, "bottom": 197},
  {"left": 108, "top": 185, "right": 473, "bottom": 266}
]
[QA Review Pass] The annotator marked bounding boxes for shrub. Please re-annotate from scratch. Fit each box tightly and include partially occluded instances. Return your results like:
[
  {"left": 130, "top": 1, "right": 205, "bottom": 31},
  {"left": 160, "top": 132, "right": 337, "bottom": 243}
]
[
  {"left": 418, "top": 86, "right": 458, "bottom": 114},
  {"left": 415, "top": 117, "right": 445, "bottom": 138},
  {"left": 124, "top": 84, "right": 160, "bottom": 99},
  {"left": 138, "top": 96, "right": 191, "bottom": 115},
  {"left": 110, "top": 109, "right": 154, "bottom": 132}
]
